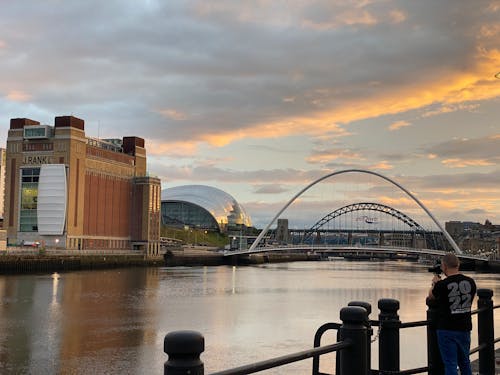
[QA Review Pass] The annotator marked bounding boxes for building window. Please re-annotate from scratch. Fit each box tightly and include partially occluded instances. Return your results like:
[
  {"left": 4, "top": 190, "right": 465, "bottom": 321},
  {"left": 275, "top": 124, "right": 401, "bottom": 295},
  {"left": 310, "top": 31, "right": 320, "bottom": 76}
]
[
  {"left": 24, "top": 126, "right": 48, "bottom": 139},
  {"left": 20, "top": 168, "right": 40, "bottom": 232}
]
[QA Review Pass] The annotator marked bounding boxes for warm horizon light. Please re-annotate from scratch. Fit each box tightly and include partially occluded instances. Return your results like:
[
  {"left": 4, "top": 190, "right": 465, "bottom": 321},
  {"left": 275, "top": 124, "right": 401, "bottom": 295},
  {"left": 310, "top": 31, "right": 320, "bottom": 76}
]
[{"left": 0, "top": 0, "right": 499, "bottom": 228}]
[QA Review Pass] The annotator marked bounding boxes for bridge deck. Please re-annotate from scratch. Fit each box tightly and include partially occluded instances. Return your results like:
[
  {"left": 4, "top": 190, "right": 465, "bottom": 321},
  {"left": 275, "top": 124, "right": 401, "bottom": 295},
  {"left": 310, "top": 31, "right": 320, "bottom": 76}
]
[{"left": 223, "top": 245, "right": 487, "bottom": 262}]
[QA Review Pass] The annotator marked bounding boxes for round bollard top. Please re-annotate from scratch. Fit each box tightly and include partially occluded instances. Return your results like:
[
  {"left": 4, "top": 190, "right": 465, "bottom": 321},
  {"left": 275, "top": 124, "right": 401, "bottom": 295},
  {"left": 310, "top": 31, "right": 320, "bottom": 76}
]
[
  {"left": 164, "top": 330, "right": 205, "bottom": 354},
  {"left": 477, "top": 289, "right": 493, "bottom": 299},
  {"left": 340, "top": 306, "right": 368, "bottom": 323},
  {"left": 378, "top": 298, "right": 399, "bottom": 312},
  {"left": 348, "top": 301, "right": 372, "bottom": 315}
]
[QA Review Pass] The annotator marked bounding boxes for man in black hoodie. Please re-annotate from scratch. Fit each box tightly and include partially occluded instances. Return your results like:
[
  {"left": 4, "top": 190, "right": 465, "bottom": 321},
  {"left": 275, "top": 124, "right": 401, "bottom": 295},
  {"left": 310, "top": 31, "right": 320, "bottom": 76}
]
[{"left": 428, "top": 252, "right": 477, "bottom": 375}]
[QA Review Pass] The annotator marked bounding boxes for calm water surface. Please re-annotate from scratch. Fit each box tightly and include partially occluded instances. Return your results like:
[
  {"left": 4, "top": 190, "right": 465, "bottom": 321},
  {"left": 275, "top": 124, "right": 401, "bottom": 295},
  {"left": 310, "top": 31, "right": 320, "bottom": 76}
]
[{"left": 0, "top": 260, "right": 499, "bottom": 374}]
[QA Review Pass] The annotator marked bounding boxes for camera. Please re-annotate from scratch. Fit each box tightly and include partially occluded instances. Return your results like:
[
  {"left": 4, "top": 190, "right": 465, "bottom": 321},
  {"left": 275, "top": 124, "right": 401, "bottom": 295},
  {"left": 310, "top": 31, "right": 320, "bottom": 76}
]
[{"left": 428, "top": 263, "right": 442, "bottom": 275}]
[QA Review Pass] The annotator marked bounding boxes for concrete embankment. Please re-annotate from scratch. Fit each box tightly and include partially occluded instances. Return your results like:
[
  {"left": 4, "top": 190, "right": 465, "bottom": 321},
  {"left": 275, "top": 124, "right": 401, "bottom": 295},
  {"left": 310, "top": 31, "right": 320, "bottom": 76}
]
[
  {"left": 0, "top": 247, "right": 321, "bottom": 274},
  {"left": 164, "top": 247, "right": 321, "bottom": 266},
  {"left": 0, "top": 253, "right": 164, "bottom": 274}
]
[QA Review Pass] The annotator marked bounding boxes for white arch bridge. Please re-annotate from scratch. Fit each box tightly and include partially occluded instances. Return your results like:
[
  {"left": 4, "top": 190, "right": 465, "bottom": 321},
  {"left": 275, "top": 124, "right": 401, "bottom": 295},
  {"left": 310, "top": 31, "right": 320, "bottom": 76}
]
[
  {"left": 227, "top": 169, "right": 489, "bottom": 264},
  {"left": 223, "top": 245, "right": 488, "bottom": 264}
]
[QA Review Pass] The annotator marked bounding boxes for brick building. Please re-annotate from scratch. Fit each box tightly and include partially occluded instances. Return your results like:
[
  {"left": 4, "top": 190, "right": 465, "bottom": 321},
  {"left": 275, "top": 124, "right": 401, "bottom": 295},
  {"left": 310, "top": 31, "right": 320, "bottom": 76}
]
[{"left": 4, "top": 115, "right": 160, "bottom": 255}]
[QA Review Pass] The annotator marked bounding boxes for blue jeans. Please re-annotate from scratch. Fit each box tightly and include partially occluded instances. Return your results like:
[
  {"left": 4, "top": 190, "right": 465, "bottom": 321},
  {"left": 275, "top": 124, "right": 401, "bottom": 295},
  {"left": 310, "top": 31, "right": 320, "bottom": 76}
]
[{"left": 436, "top": 329, "right": 472, "bottom": 375}]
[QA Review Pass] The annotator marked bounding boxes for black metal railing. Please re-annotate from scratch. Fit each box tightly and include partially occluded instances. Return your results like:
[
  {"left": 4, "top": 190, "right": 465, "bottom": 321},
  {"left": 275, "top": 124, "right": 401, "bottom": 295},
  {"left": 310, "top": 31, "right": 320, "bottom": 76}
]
[{"left": 163, "top": 288, "right": 498, "bottom": 375}]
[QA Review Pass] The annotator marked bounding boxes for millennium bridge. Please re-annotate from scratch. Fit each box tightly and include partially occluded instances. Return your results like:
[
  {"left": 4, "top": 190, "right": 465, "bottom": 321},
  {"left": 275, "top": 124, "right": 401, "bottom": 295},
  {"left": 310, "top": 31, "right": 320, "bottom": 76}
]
[{"left": 224, "top": 169, "right": 491, "bottom": 266}]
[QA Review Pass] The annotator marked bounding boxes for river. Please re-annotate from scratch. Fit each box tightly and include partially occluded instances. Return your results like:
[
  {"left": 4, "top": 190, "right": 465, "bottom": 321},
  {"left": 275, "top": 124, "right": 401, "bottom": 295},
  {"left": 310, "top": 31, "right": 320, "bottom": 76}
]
[{"left": 0, "top": 260, "right": 498, "bottom": 374}]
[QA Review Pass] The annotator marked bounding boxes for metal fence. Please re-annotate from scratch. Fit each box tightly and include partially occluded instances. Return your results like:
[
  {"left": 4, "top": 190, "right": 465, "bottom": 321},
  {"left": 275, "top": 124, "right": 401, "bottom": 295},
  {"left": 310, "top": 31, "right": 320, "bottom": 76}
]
[{"left": 163, "top": 288, "right": 498, "bottom": 375}]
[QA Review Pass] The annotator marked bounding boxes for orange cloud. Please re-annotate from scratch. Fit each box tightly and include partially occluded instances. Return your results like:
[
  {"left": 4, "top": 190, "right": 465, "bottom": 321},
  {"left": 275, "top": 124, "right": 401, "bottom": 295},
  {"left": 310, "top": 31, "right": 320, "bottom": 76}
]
[
  {"left": 204, "top": 48, "right": 500, "bottom": 147},
  {"left": 480, "top": 24, "right": 500, "bottom": 38},
  {"left": 157, "top": 108, "right": 187, "bottom": 120},
  {"left": 152, "top": 43, "right": 500, "bottom": 149},
  {"left": 201, "top": 121, "right": 351, "bottom": 147},
  {"left": 389, "top": 9, "right": 406, "bottom": 24},
  {"left": 0, "top": 40, "right": 6, "bottom": 48},
  {"left": 306, "top": 149, "right": 363, "bottom": 164},
  {"left": 422, "top": 198, "right": 458, "bottom": 210},
  {"left": 302, "top": 9, "right": 378, "bottom": 30},
  {"left": 6, "top": 90, "right": 31, "bottom": 102},
  {"left": 388, "top": 120, "right": 410, "bottom": 131},
  {"left": 147, "top": 139, "right": 198, "bottom": 157},
  {"left": 441, "top": 158, "right": 496, "bottom": 168},
  {"left": 378, "top": 197, "right": 416, "bottom": 209},
  {"left": 370, "top": 161, "right": 393, "bottom": 170},
  {"left": 422, "top": 103, "right": 479, "bottom": 118}
]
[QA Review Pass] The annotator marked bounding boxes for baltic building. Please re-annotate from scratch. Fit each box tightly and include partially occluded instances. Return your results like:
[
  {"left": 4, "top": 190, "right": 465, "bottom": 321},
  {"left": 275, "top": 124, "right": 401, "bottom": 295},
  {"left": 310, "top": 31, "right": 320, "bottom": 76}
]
[{"left": 4, "top": 116, "right": 161, "bottom": 255}]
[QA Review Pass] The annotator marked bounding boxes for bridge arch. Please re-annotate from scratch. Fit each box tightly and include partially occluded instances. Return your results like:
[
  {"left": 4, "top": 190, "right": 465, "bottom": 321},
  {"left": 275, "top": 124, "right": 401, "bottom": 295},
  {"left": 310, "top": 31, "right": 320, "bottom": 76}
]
[
  {"left": 249, "top": 169, "right": 461, "bottom": 254},
  {"left": 303, "top": 202, "right": 426, "bottom": 242}
]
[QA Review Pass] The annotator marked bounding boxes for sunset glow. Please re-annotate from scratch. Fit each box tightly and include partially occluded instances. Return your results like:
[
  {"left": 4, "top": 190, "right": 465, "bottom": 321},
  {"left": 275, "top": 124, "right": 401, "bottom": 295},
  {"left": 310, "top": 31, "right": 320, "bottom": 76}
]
[{"left": 0, "top": 0, "right": 498, "bottom": 227}]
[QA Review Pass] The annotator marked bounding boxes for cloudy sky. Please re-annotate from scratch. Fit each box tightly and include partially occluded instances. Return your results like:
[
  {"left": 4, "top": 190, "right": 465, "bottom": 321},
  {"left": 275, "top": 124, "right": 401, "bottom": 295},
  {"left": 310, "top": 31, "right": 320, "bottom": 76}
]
[{"left": 1, "top": 0, "right": 499, "bottom": 229}]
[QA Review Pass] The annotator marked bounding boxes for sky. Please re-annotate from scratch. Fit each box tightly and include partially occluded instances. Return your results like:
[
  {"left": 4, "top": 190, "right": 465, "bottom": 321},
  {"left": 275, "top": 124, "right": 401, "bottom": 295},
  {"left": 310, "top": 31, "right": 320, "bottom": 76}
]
[{"left": 0, "top": 0, "right": 499, "bottom": 229}]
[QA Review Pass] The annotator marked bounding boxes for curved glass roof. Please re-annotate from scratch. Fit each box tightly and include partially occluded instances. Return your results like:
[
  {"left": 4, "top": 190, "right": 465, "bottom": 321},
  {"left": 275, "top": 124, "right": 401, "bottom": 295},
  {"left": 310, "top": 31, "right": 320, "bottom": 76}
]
[{"left": 161, "top": 185, "right": 252, "bottom": 230}]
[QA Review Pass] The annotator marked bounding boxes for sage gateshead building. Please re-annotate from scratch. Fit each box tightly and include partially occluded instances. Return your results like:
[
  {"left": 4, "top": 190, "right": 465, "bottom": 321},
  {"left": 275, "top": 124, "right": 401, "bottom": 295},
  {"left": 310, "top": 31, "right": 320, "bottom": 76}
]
[
  {"left": 161, "top": 185, "right": 252, "bottom": 233},
  {"left": 4, "top": 116, "right": 161, "bottom": 255}
]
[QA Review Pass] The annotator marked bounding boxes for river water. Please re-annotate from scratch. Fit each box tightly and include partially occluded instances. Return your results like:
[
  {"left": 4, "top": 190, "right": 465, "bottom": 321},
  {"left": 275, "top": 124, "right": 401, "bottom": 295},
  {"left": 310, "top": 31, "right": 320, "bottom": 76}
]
[{"left": 0, "top": 260, "right": 498, "bottom": 374}]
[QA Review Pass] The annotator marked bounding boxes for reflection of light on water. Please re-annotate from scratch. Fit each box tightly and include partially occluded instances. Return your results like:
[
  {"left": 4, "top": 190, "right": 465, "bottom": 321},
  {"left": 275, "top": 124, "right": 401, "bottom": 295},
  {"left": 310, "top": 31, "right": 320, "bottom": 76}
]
[
  {"left": 44, "top": 272, "right": 62, "bottom": 374},
  {"left": 52, "top": 272, "right": 60, "bottom": 304},
  {"left": 203, "top": 266, "right": 208, "bottom": 295},
  {"left": 232, "top": 266, "right": 236, "bottom": 294}
]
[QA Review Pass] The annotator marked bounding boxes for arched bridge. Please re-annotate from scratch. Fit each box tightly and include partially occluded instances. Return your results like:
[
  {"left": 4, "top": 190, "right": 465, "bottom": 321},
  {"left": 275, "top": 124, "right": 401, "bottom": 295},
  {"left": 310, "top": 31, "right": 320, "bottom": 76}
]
[
  {"left": 303, "top": 202, "right": 425, "bottom": 242},
  {"left": 245, "top": 169, "right": 463, "bottom": 256}
]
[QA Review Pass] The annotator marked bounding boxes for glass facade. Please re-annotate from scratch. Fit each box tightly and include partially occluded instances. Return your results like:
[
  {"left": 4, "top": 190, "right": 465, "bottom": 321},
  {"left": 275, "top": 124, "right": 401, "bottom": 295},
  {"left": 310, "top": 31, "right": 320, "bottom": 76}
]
[
  {"left": 24, "top": 126, "right": 48, "bottom": 139},
  {"left": 20, "top": 168, "right": 40, "bottom": 232},
  {"left": 161, "top": 185, "right": 252, "bottom": 233},
  {"left": 161, "top": 201, "right": 219, "bottom": 231}
]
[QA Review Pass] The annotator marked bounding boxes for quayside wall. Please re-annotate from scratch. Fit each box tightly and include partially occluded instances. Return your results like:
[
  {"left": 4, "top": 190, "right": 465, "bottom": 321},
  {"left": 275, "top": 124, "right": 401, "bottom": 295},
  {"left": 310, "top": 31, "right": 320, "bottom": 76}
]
[{"left": 0, "top": 254, "right": 164, "bottom": 274}]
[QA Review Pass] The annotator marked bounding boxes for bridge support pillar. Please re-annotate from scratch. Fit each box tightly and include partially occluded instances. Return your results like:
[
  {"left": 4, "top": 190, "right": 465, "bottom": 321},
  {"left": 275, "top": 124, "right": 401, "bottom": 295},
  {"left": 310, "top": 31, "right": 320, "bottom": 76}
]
[
  {"left": 348, "top": 232, "right": 353, "bottom": 245},
  {"left": 315, "top": 231, "right": 321, "bottom": 245},
  {"left": 378, "top": 232, "right": 384, "bottom": 246}
]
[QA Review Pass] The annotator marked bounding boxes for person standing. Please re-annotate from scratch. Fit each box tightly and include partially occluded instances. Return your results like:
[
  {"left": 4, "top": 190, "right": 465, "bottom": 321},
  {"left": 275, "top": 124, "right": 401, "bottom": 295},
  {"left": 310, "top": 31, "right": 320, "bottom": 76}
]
[{"left": 428, "top": 252, "right": 477, "bottom": 375}]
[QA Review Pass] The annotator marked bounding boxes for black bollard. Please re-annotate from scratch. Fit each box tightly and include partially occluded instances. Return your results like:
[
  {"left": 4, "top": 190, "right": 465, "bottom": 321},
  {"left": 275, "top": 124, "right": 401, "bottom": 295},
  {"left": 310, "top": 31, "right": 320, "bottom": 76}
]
[
  {"left": 164, "top": 330, "right": 205, "bottom": 375},
  {"left": 378, "top": 298, "right": 400, "bottom": 373},
  {"left": 477, "top": 289, "right": 495, "bottom": 375},
  {"left": 348, "top": 301, "right": 372, "bottom": 372},
  {"left": 338, "top": 306, "right": 369, "bottom": 375},
  {"left": 425, "top": 297, "right": 443, "bottom": 375}
]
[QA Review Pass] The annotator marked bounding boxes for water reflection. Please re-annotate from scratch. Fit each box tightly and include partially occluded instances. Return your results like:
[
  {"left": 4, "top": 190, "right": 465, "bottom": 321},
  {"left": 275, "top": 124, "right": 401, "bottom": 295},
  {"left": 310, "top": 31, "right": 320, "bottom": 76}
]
[{"left": 0, "top": 261, "right": 498, "bottom": 374}]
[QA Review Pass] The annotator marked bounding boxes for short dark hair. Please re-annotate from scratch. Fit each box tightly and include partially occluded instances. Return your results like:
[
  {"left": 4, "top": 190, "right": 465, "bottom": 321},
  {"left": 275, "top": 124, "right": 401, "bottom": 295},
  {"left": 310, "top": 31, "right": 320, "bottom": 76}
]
[{"left": 442, "top": 252, "right": 460, "bottom": 268}]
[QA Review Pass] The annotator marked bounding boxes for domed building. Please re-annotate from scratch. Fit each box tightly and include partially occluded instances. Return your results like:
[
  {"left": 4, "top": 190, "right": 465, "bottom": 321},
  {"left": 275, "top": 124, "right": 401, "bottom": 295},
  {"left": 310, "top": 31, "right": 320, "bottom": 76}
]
[{"left": 161, "top": 185, "right": 252, "bottom": 233}]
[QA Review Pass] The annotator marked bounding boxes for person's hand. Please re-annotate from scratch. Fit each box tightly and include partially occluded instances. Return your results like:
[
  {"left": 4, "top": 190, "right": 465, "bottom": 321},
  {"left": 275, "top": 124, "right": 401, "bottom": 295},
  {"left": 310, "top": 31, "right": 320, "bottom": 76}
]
[{"left": 432, "top": 274, "right": 441, "bottom": 285}]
